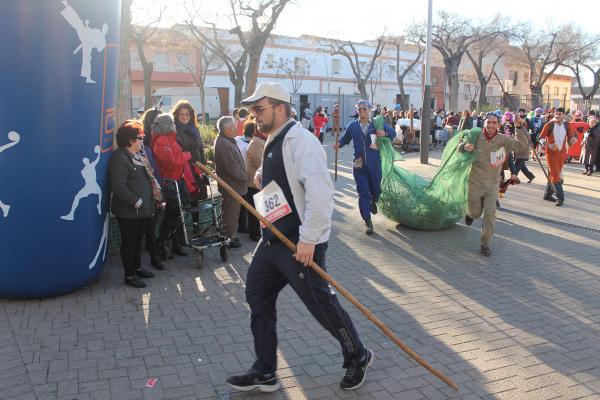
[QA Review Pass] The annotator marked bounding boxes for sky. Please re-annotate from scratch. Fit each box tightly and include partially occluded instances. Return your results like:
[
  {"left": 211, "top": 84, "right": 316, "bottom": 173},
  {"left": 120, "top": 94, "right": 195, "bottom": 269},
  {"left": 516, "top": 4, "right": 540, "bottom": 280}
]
[{"left": 133, "top": 0, "right": 600, "bottom": 43}]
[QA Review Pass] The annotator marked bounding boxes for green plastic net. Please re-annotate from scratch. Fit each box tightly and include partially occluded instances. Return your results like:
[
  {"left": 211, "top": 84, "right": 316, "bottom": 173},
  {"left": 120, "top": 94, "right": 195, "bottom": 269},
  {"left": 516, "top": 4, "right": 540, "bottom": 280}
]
[{"left": 377, "top": 128, "right": 482, "bottom": 230}]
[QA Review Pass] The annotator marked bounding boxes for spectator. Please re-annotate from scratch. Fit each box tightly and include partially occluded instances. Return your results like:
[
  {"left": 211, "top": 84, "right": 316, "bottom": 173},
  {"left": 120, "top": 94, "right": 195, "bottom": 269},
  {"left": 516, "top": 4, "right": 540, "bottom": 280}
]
[
  {"left": 236, "top": 117, "right": 254, "bottom": 234},
  {"left": 244, "top": 121, "right": 267, "bottom": 241},
  {"left": 214, "top": 116, "right": 247, "bottom": 248},
  {"left": 527, "top": 108, "right": 545, "bottom": 158},
  {"left": 581, "top": 116, "right": 600, "bottom": 175},
  {"left": 444, "top": 110, "right": 459, "bottom": 138},
  {"left": 109, "top": 120, "right": 156, "bottom": 288},
  {"left": 313, "top": 106, "right": 329, "bottom": 144},
  {"left": 151, "top": 113, "right": 192, "bottom": 260},
  {"left": 236, "top": 107, "right": 249, "bottom": 136},
  {"left": 457, "top": 110, "right": 472, "bottom": 131},
  {"left": 301, "top": 103, "right": 312, "bottom": 129},
  {"left": 140, "top": 107, "right": 165, "bottom": 271}
]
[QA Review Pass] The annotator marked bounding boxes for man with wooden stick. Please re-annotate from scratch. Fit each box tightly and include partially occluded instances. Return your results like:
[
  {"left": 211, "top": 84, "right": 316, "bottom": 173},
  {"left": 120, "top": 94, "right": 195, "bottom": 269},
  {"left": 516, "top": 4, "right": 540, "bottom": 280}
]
[
  {"left": 226, "top": 82, "right": 373, "bottom": 392},
  {"left": 538, "top": 107, "right": 577, "bottom": 207}
]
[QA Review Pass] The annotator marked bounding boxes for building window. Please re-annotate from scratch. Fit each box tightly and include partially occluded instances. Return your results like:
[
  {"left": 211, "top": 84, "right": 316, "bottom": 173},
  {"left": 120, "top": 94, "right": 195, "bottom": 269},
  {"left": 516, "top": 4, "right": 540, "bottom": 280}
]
[
  {"left": 294, "top": 57, "right": 308, "bottom": 74},
  {"left": 562, "top": 87, "right": 568, "bottom": 95},
  {"left": 176, "top": 54, "right": 190, "bottom": 71},
  {"left": 524, "top": 71, "right": 529, "bottom": 82},
  {"left": 266, "top": 54, "right": 274, "bottom": 68},
  {"left": 153, "top": 52, "right": 169, "bottom": 71},
  {"left": 554, "top": 87, "right": 559, "bottom": 95},
  {"left": 386, "top": 64, "right": 396, "bottom": 77},
  {"left": 487, "top": 86, "right": 494, "bottom": 95},
  {"left": 543, "top": 85, "right": 549, "bottom": 94},
  {"left": 331, "top": 59, "right": 340, "bottom": 74},
  {"left": 509, "top": 70, "right": 518, "bottom": 85},
  {"left": 432, "top": 76, "right": 438, "bottom": 87}
]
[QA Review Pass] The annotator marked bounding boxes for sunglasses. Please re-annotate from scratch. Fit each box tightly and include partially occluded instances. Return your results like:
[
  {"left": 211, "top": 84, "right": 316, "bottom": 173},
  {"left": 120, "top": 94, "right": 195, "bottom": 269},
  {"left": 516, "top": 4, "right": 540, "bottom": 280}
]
[
  {"left": 251, "top": 104, "right": 275, "bottom": 115},
  {"left": 357, "top": 107, "right": 370, "bottom": 111}
]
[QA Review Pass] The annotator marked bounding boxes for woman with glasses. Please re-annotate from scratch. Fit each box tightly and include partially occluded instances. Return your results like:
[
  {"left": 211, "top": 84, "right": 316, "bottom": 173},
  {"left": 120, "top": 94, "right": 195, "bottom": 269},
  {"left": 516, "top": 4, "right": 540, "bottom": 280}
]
[{"left": 109, "top": 120, "right": 157, "bottom": 288}]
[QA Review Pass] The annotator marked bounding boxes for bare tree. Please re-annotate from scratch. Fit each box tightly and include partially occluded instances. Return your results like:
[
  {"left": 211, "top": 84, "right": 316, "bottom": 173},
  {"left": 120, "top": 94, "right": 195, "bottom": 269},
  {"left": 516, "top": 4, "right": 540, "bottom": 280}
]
[
  {"left": 322, "top": 36, "right": 386, "bottom": 100},
  {"left": 227, "top": 0, "right": 291, "bottom": 96},
  {"left": 368, "top": 60, "right": 388, "bottom": 105},
  {"left": 493, "top": 70, "right": 511, "bottom": 109},
  {"left": 461, "top": 74, "right": 480, "bottom": 109},
  {"left": 421, "top": 12, "right": 505, "bottom": 111},
  {"left": 389, "top": 33, "right": 424, "bottom": 110},
  {"left": 466, "top": 35, "right": 506, "bottom": 107},
  {"left": 130, "top": 1, "right": 165, "bottom": 109},
  {"left": 116, "top": 0, "right": 133, "bottom": 129},
  {"left": 563, "top": 34, "right": 600, "bottom": 111},
  {"left": 182, "top": 19, "right": 248, "bottom": 106},
  {"left": 515, "top": 23, "right": 594, "bottom": 107},
  {"left": 272, "top": 57, "right": 310, "bottom": 94},
  {"left": 176, "top": 47, "right": 223, "bottom": 123}
]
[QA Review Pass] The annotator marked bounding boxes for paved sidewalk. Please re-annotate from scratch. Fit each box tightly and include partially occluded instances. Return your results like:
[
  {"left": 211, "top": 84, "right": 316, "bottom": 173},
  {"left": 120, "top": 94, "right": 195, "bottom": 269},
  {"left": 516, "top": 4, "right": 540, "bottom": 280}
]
[{"left": 2, "top": 135, "right": 600, "bottom": 400}]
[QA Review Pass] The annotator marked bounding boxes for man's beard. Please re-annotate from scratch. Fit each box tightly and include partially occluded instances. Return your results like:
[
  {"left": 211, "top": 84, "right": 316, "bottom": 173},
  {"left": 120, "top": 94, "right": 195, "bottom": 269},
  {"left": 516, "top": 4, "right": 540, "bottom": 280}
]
[{"left": 258, "top": 121, "right": 274, "bottom": 133}]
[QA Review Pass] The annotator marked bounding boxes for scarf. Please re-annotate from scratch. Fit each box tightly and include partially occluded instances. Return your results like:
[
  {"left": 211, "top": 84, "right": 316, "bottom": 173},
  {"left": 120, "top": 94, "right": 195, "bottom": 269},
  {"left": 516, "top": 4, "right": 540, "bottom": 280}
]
[
  {"left": 138, "top": 151, "right": 163, "bottom": 203},
  {"left": 483, "top": 128, "right": 498, "bottom": 142}
]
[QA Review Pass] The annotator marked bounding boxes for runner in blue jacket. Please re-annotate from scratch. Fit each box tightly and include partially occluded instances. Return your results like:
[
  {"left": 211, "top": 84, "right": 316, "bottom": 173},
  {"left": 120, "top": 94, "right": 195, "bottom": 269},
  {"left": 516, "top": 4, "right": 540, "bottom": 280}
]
[{"left": 334, "top": 100, "right": 395, "bottom": 234}]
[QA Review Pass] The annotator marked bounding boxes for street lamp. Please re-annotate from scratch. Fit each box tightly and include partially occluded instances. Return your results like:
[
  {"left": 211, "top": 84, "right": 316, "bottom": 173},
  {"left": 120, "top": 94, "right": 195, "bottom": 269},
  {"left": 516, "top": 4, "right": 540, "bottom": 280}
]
[{"left": 420, "top": 0, "right": 433, "bottom": 164}]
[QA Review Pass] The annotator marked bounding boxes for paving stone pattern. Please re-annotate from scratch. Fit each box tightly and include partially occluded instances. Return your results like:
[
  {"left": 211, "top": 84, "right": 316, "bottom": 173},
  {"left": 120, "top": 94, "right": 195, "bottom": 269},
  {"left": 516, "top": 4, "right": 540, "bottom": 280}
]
[{"left": 2, "top": 136, "right": 600, "bottom": 399}]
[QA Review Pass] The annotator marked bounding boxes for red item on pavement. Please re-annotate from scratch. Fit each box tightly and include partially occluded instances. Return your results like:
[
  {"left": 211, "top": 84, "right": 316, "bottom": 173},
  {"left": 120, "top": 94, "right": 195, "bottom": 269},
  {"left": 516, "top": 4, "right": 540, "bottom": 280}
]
[{"left": 145, "top": 378, "right": 158, "bottom": 388}]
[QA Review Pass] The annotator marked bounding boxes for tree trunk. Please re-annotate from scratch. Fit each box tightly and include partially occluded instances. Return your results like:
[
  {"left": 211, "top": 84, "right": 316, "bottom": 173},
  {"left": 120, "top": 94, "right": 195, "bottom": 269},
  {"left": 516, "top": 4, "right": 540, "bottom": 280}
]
[
  {"left": 143, "top": 62, "right": 153, "bottom": 110},
  {"left": 197, "top": 50, "right": 206, "bottom": 124},
  {"left": 446, "top": 65, "right": 460, "bottom": 111},
  {"left": 245, "top": 54, "right": 261, "bottom": 100},
  {"left": 115, "top": 0, "right": 132, "bottom": 130},
  {"left": 477, "top": 79, "right": 488, "bottom": 107},
  {"left": 357, "top": 80, "right": 368, "bottom": 101},
  {"left": 530, "top": 85, "right": 543, "bottom": 108},
  {"left": 233, "top": 79, "right": 244, "bottom": 107},
  {"left": 199, "top": 87, "right": 206, "bottom": 124},
  {"left": 399, "top": 83, "right": 409, "bottom": 110}
]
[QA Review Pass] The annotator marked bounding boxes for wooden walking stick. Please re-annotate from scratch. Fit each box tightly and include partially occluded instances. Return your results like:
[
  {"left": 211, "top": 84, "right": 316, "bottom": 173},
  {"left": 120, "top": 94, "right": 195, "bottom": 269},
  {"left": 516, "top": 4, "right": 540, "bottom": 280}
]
[
  {"left": 531, "top": 142, "right": 557, "bottom": 194},
  {"left": 334, "top": 87, "right": 341, "bottom": 181},
  {"left": 196, "top": 161, "right": 458, "bottom": 391}
]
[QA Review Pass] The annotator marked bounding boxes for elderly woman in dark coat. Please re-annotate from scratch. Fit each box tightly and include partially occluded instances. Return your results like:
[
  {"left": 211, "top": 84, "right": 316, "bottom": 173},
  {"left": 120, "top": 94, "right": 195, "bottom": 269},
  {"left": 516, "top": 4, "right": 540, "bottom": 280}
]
[
  {"left": 109, "top": 120, "right": 156, "bottom": 288},
  {"left": 581, "top": 116, "right": 600, "bottom": 175}
]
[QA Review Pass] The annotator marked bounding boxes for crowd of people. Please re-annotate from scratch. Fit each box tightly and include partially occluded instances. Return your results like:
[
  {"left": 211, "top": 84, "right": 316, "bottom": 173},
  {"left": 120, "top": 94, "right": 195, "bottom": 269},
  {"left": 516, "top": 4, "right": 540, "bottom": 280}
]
[{"left": 106, "top": 80, "right": 600, "bottom": 393}]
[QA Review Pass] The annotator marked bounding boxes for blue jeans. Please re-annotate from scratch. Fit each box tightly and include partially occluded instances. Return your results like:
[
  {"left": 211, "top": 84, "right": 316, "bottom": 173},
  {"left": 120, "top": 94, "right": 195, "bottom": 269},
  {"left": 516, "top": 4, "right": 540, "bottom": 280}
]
[
  {"left": 544, "top": 181, "right": 564, "bottom": 201},
  {"left": 353, "top": 162, "right": 382, "bottom": 221},
  {"left": 513, "top": 158, "right": 535, "bottom": 181}
]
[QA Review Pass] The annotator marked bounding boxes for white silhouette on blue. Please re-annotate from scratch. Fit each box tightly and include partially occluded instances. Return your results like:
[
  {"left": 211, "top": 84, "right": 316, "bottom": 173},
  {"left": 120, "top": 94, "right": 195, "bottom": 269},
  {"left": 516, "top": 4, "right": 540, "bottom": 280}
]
[
  {"left": 60, "top": 0, "right": 108, "bottom": 84},
  {"left": 0, "top": 131, "right": 20, "bottom": 218},
  {"left": 61, "top": 145, "right": 102, "bottom": 220},
  {"left": 89, "top": 213, "right": 109, "bottom": 269}
]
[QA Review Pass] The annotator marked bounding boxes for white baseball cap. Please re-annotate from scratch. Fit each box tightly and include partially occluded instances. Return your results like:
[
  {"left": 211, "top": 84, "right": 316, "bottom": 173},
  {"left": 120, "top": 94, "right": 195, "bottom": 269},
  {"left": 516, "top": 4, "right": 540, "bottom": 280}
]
[{"left": 241, "top": 82, "right": 291, "bottom": 105}]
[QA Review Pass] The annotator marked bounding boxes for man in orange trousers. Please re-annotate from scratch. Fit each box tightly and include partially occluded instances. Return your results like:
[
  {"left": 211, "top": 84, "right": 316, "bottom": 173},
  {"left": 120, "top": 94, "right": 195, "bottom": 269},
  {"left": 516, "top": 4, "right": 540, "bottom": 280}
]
[{"left": 538, "top": 107, "right": 578, "bottom": 206}]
